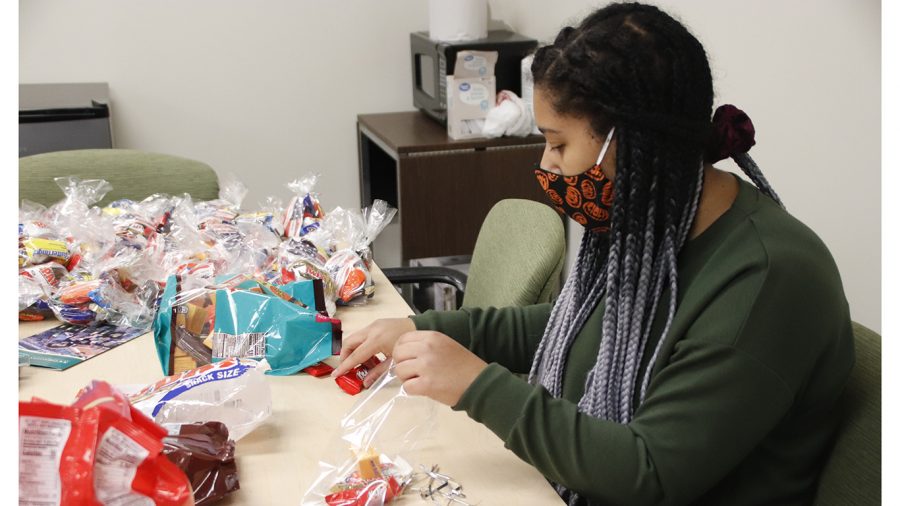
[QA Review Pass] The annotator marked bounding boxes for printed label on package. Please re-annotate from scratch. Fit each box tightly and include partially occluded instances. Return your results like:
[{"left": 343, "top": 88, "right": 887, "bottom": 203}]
[
  {"left": 211, "top": 331, "right": 267, "bottom": 360},
  {"left": 19, "top": 416, "right": 71, "bottom": 506},
  {"left": 94, "top": 427, "right": 153, "bottom": 506}
]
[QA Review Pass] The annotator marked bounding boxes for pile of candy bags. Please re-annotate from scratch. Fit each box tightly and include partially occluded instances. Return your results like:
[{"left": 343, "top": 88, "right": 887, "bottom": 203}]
[{"left": 19, "top": 174, "right": 396, "bottom": 330}]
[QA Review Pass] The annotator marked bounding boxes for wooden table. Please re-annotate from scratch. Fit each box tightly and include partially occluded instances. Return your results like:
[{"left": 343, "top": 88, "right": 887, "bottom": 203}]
[{"left": 19, "top": 265, "right": 564, "bottom": 505}]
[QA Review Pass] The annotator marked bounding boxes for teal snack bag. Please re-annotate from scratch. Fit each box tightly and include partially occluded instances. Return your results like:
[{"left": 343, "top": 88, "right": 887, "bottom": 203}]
[
  {"left": 235, "top": 277, "right": 327, "bottom": 315},
  {"left": 211, "top": 288, "right": 341, "bottom": 375},
  {"left": 153, "top": 275, "right": 341, "bottom": 376}
]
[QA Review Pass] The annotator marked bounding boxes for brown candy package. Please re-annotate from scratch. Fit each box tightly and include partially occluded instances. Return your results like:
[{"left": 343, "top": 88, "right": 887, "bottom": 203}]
[
  {"left": 162, "top": 421, "right": 240, "bottom": 505},
  {"left": 169, "top": 277, "right": 218, "bottom": 374}
]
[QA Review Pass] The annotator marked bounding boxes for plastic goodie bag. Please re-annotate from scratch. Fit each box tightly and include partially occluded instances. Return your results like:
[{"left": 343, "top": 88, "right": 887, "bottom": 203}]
[
  {"left": 320, "top": 200, "right": 397, "bottom": 306},
  {"left": 126, "top": 358, "right": 272, "bottom": 441},
  {"left": 302, "top": 362, "right": 436, "bottom": 505},
  {"left": 278, "top": 236, "right": 338, "bottom": 316},
  {"left": 283, "top": 174, "right": 327, "bottom": 240},
  {"left": 153, "top": 274, "right": 341, "bottom": 376}
]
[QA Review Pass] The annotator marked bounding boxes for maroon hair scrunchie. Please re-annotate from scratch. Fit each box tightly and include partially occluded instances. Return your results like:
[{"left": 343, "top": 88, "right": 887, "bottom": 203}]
[{"left": 705, "top": 104, "right": 756, "bottom": 163}]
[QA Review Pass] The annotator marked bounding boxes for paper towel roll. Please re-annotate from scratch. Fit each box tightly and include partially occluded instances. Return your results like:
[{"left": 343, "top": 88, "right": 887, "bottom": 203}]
[{"left": 428, "top": 0, "right": 487, "bottom": 42}]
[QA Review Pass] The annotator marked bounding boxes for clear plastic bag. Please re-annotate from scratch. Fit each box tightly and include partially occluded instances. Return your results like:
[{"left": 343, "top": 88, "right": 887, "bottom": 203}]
[
  {"left": 237, "top": 195, "right": 285, "bottom": 237},
  {"left": 52, "top": 176, "right": 113, "bottom": 220},
  {"left": 126, "top": 358, "right": 273, "bottom": 441},
  {"left": 283, "top": 174, "right": 327, "bottom": 240},
  {"left": 317, "top": 200, "right": 397, "bottom": 306},
  {"left": 278, "top": 237, "right": 338, "bottom": 315},
  {"left": 359, "top": 200, "right": 398, "bottom": 268},
  {"left": 217, "top": 173, "right": 249, "bottom": 210},
  {"left": 302, "top": 363, "right": 436, "bottom": 505}
]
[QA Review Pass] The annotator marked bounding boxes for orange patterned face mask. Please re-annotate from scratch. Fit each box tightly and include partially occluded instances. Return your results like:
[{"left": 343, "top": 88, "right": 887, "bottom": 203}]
[{"left": 534, "top": 128, "right": 615, "bottom": 233}]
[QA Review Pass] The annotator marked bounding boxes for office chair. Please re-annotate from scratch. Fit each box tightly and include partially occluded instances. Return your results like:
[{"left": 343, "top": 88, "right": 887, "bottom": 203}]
[
  {"left": 383, "top": 198, "right": 566, "bottom": 311},
  {"left": 814, "top": 321, "right": 881, "bottom": 505},
  {"left": 19, "top": 149, "right": 220, "bottom": 207}
]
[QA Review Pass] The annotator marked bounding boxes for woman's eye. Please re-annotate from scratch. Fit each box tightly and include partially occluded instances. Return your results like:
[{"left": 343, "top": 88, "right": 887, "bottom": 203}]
[{"left": 550, "top": 144, "right": 564, "bottom": 152}]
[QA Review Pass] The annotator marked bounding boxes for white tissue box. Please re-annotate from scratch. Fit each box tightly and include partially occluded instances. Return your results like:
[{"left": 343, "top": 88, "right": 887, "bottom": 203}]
[{"left": 447, "top": 50, "right": 497, "bottom": 140}]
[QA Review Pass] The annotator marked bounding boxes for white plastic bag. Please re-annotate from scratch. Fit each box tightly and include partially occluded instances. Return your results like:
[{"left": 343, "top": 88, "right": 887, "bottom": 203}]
[{"left": 125, "top": 358, "right": 272, "bottom": 440}]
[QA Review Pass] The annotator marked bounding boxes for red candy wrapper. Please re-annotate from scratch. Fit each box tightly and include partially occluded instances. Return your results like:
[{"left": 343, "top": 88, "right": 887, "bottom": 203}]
[
  {"left": 335, "top": 356, "right": 382, "bottom": 395},
  {"left": 325, "top": 475, "right": 404, "bottom": 506},
  {"left": 304, "top": 361, "right": 335, "bottom": 377},
  {"left": 19, "top": 381, "right": 192, "bottom": 506},
  {"left": 19, "top": 402, "right": 96, "bottom": 504}
]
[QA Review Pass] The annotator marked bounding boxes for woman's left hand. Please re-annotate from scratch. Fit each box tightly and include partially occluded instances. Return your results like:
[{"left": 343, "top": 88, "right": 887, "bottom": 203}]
[{"left": 392, "top": 330, "right": 488, "bottom": 407}]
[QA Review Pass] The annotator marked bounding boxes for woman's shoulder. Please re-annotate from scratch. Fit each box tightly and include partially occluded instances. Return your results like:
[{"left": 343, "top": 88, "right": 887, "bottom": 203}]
[
  {"left": 741, "top": 183, "right": 840, "bottom": 283},
  {"left": 688, "top": 177, "right": 847, "bottom": 312}
]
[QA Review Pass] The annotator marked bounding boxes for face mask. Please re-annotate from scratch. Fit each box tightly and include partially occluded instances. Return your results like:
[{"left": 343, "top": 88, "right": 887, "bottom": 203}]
[{"left": 534, "top": 127, "right": 616, "bottom": 233}]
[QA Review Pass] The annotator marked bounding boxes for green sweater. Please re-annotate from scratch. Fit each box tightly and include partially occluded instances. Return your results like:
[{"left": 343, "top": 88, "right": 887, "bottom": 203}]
[{"left": 411, "top": 177, "right": 855, "bottom": 505}]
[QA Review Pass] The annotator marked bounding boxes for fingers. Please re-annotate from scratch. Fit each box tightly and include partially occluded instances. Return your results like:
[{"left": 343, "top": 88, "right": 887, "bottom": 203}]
[
  {"left": 362, "top": 360, "right": 390, "bottom": 388},
  {"left": 392, "top": 334, "right": 428, "bottom": 363},
  {"left": 332, "top": 338, "right": 375, "bottom": 377},
  {"left": 393, "top": 359, "right": 419, "bottom": 382},
  {"left": 339, "top": 327, "right": 368, "bottom": 361},
  {"left": 401, "top": 376, "right": 426, "bottom": 397}
]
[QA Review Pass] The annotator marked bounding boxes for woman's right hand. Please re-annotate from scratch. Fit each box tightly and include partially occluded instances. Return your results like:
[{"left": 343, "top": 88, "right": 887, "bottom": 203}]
[{"left": 331, "top": 317, "right": 416, "bottom": 387}]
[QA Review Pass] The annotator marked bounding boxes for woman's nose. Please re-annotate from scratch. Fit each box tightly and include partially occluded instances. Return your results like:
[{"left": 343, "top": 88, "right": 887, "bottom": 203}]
[{"left": 540, "top": 145, "right": 559, "bottom": 172}]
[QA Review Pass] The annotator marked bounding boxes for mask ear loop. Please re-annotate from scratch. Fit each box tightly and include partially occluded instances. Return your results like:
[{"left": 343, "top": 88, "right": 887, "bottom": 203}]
[{"left": 595, "top": 127, "right": 616, "bottom": 166}]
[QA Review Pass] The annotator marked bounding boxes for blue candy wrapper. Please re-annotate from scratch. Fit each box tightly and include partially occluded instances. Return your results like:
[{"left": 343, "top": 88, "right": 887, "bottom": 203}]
[{"left": 153, "top": 274, "right": 341, "bottom": 376}]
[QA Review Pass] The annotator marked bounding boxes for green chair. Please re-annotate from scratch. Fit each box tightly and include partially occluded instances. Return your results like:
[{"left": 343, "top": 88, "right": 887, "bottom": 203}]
[
  {"left": 384, "top": 198, "right": 566, "bottom": 310},
  {"left": 19, "top": 149, "right": 220, "bottom": 207},
  {"left": 814, "top": 321, "right": 881, "bottom": 505}
]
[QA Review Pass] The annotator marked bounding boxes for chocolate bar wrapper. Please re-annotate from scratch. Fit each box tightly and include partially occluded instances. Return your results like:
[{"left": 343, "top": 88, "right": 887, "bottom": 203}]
[{"left": 162, "top": 422, "right": 239, "bottom": 505}]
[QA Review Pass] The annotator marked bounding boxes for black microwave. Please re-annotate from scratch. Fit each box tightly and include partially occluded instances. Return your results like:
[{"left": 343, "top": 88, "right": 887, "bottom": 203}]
[{"left": 411, "top": 30, "right": 538, "bottom": 124}]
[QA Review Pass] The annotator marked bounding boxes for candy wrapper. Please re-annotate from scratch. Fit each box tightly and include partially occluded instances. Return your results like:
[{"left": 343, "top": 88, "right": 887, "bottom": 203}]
[
  {"left": 335, "top": 356, "right": 383, "bottom": 396},
  {"left": 126, "top": 358, "right": 272, "bottom": 441},
  {"left": 283, "top": 174, "right": 326, "bottom": 239},
  {"left": 163, "top": 422, "right": 240, "bottom": 505},
  {"left": 19, "top": 263, "right": 67, "bottom": 312},
  {"left": 302, "top": 362, "right": 436, "bottom": 505},
  {"left": 154, "top": 274, "right": 340, "bottom": 376},
  {"left": 278, "top": 237, "right": 338, "bottom": 315},
  {"left": 19, "top": 380, "right": 193, "bottom": 505}
]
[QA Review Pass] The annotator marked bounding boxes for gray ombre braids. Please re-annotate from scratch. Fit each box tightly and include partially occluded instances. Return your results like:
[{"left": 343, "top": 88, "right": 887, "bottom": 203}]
[{"left": 526, "top": 4, "right": 782, "bottom": 504}]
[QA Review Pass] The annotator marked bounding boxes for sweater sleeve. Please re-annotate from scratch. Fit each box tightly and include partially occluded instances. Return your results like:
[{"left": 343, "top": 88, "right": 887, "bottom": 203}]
[
  {"left": 454, "top": 340, "right": 794, "bottom": 505},
  {"left": 410, "top": 304, "right": 552, "bottom": 374}
]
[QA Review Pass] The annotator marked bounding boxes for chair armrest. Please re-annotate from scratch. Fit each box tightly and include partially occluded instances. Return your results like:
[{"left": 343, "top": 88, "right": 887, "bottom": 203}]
[{"left": 381, "top": 266, "right": 468, "bottom": 295}]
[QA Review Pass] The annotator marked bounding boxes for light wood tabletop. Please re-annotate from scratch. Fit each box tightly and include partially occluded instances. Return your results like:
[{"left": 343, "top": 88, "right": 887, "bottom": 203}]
[{"left": 19, "top": 264, "right": 564, "bottom": 505}]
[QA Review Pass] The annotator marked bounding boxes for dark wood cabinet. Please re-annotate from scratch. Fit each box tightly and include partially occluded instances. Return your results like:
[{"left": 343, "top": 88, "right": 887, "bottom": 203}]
[{"left": 358, "top": 111, "right": 550, "bottom": 264}]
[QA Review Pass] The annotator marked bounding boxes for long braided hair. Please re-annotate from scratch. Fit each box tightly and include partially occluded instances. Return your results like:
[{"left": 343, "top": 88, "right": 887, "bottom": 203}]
[{"left": 526, "top": 3, "right": 781, "bottom": 502}]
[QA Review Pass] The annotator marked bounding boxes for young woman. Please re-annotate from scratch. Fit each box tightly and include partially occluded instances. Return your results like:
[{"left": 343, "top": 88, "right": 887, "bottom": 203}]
[{"left": 333, "top": 3, "right": 854, "bottom": 504}]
